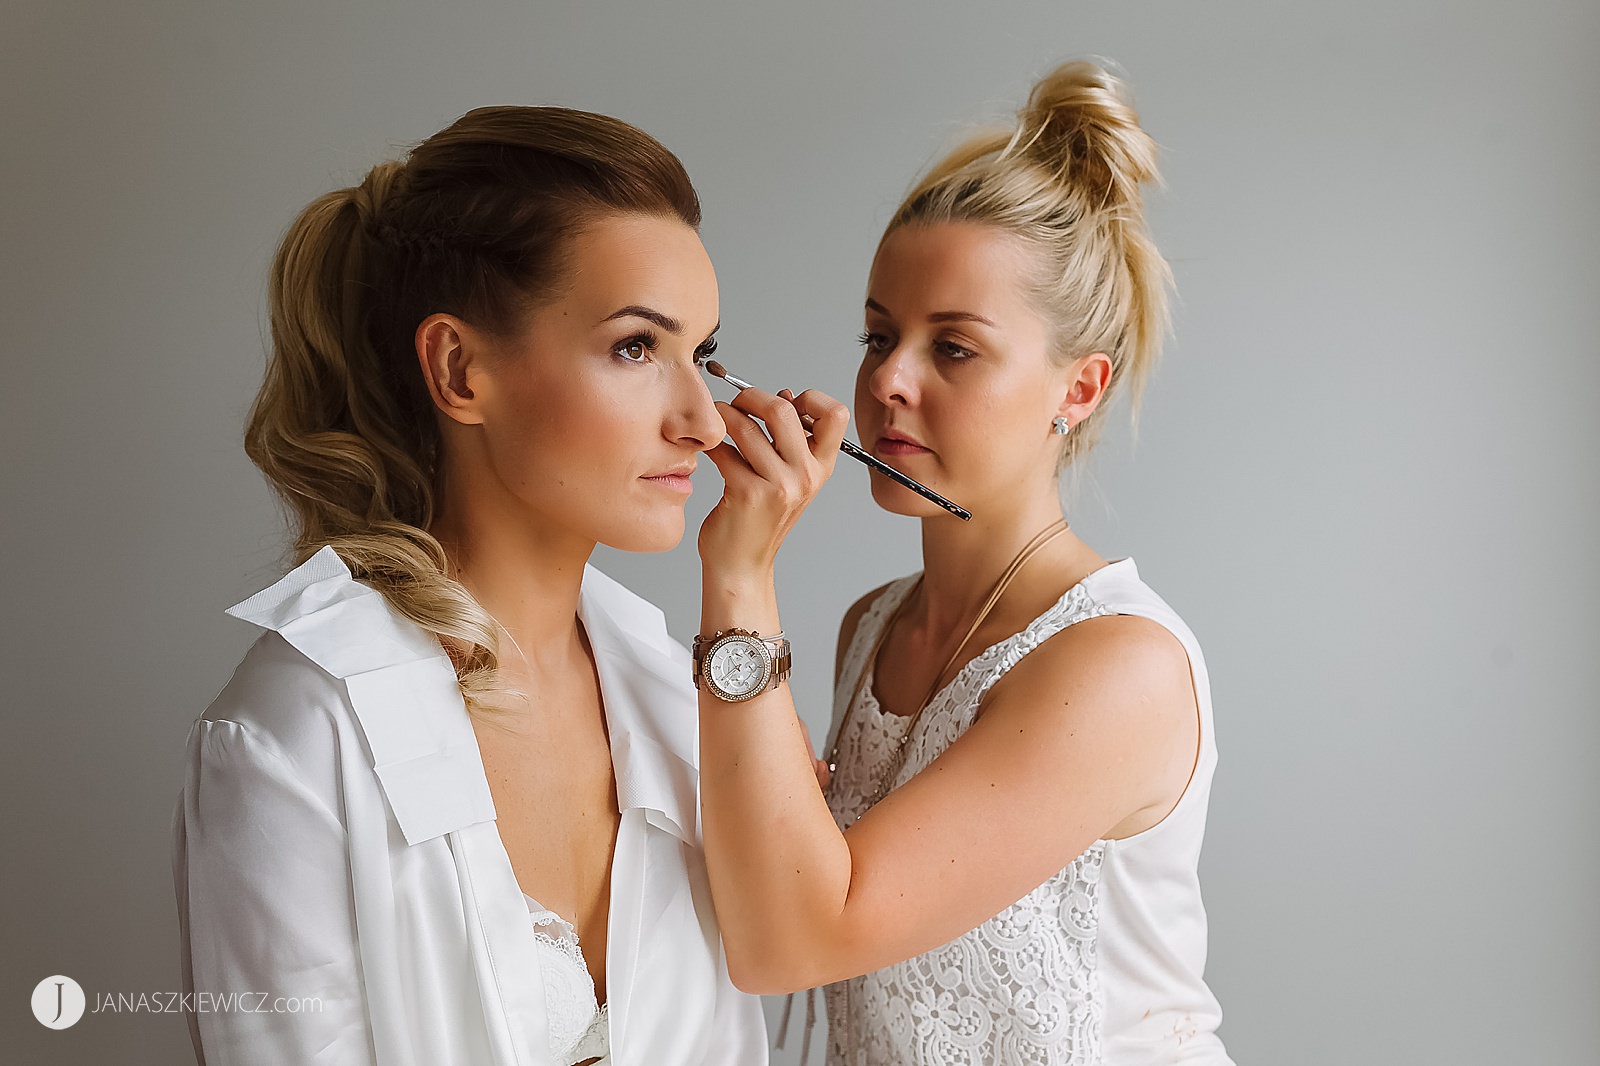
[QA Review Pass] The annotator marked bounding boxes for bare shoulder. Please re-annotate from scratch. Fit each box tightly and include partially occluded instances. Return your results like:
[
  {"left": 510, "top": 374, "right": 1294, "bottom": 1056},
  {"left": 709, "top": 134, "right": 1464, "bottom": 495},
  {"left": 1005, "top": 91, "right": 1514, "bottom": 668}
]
[{"left": 981, "top": 611, "right": 1196, "bottom": 735}]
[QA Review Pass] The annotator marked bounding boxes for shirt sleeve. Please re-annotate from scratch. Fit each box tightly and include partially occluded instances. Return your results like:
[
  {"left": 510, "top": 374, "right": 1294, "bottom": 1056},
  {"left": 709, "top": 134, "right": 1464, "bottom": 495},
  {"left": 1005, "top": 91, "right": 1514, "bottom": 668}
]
[
  {"left": 706, "top": 947, "right": 772, "bottom": 1065},
  {"left": 173, "top": 716, "right": 377, "bottom": 1066}
]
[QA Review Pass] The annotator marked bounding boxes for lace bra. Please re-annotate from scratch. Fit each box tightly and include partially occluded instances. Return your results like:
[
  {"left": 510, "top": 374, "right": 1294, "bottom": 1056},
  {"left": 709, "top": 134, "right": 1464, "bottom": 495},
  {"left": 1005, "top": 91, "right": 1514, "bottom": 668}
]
[{"left": 522, "top": 893, "right": 610, "bottom": 1066}]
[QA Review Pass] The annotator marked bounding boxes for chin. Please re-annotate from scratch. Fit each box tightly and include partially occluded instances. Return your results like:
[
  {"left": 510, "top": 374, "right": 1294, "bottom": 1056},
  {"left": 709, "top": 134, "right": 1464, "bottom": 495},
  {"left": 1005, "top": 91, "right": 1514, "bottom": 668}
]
[
  {"left": 600, "top": 510, "right": 686, "bottom": 553},
  {"left": 869, "top": 476, "right": 948, "bottom": 519}
]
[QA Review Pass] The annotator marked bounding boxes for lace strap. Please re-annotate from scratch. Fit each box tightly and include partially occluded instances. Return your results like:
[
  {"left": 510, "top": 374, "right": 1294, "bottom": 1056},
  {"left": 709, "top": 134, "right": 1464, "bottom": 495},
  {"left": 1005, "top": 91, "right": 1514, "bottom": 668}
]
[
  {"left": 954, "top": 584, "right": 1113, "bottom": 717},
  {"left": 825, "top": 575, "right": 919, "bottom": 752}
]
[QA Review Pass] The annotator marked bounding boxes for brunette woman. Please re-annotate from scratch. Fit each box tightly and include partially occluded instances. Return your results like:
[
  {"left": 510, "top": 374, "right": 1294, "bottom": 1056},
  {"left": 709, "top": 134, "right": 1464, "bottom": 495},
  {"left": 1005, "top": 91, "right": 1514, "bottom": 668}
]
[{"left": 174, "top": 107, "right": 766, "bottom": 1065}]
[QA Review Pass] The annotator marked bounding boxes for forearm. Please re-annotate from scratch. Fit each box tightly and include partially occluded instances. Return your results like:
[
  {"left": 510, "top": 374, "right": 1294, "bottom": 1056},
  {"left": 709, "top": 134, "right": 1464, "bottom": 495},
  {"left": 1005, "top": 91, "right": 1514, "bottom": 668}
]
[{"left": 698, "top": 570, "right": 853, "bottom": 993}]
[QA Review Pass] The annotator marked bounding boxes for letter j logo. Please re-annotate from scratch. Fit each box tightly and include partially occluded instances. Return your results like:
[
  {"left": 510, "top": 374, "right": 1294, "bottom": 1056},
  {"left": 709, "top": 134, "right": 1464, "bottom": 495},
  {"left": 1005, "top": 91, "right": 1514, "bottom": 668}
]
[{"left": 31, "top": 975, "right": 85, "bottom": 1029}]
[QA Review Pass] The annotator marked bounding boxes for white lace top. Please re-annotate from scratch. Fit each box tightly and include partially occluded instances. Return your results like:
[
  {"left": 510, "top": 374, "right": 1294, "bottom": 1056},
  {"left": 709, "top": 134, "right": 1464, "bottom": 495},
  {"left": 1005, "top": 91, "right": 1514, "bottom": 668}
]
[
  {"left": 821, "top": 560, "right": 1232, "bottom": 1066},
  {"left": 522, "top": 892, "right": 610, "bottom": 1065}
]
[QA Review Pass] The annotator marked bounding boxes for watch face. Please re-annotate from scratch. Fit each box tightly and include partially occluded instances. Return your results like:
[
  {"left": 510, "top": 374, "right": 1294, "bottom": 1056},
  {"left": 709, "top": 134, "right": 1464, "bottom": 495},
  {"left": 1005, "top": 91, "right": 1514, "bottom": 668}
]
[{"left": 708, "top": 636, "right": 770, "bottom": 699}]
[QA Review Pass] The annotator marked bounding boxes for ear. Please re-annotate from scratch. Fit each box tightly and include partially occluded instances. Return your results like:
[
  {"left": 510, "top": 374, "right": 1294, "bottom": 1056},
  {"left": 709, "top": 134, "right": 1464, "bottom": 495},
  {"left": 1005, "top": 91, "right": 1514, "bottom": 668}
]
[
  {"left": 1055, "top": 352, "right": 1113, "bottom": 426},
  {"left": 415, "top": 314, "right": 487, "bottom": 426}
]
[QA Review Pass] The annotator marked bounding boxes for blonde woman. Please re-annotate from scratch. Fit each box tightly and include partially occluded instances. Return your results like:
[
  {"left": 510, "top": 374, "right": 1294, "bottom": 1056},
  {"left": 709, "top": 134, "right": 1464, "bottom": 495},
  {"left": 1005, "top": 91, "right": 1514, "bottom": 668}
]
[
  {"left": 173, "top": 108, "right": 768, "bottom": 1065},
  {"left": 694, "top": 62, "right": 1233, "bottom": 1064}
]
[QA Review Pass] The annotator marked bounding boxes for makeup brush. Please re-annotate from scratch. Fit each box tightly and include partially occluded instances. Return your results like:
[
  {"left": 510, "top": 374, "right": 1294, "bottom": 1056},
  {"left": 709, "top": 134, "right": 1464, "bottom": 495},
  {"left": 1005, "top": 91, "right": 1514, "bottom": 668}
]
[{"left": 703, "top": 360, "right": 973, "bottom": 521}]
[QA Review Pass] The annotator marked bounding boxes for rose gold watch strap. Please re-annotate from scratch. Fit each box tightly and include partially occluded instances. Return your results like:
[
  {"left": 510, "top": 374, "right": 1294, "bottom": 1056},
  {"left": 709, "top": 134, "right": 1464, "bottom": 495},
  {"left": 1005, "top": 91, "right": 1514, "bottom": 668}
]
[{"left": 765, "top": 639, "right": 793, "bottom": 692}]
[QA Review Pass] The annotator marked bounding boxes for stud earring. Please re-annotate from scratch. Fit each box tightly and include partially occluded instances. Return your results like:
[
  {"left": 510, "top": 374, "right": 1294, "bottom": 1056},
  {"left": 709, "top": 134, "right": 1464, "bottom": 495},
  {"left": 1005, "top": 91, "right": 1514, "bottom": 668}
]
[{"left": 1052, "top": 416, "right": 1070, "bottom": 435}]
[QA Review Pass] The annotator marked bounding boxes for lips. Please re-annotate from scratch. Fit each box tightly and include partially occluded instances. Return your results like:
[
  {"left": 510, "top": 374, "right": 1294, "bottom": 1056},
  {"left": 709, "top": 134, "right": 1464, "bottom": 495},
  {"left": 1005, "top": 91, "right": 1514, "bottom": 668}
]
[
  {"left": 874, "top": 429, "right": 931, "bottom": 457},
  {"left": 641, "top": 464, "right": 696, "bottom": 495}
]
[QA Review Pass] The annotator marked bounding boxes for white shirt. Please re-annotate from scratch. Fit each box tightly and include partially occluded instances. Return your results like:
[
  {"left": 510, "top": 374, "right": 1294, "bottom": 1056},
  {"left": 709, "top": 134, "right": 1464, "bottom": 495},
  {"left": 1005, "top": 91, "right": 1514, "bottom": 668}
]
[{"left": 173, "top": 545, "right": 767, "bottom": 1065}]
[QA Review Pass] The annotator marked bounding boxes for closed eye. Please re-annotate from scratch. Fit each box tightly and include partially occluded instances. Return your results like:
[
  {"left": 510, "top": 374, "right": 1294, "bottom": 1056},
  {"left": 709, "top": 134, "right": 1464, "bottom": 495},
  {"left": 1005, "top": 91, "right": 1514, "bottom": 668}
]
[{"left": 694, "top": 334, "right": 719, "bottom": 365}]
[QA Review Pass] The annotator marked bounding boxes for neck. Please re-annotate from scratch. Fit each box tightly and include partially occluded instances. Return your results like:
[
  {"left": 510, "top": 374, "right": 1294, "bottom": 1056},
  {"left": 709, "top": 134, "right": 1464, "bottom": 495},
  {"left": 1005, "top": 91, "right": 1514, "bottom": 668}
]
[
  {"left": 428, "top": 476, "right": 595, "bottom": 677},
  {"left": 914, "top": 485, "right": 1073, "bottom": 633}
]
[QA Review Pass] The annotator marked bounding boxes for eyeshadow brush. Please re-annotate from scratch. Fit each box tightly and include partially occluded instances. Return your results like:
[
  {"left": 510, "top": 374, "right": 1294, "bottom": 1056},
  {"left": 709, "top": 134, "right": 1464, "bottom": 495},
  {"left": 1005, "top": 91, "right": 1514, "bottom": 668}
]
[{"left": 703, "top": 359, "right": 973, "bottom": 521}]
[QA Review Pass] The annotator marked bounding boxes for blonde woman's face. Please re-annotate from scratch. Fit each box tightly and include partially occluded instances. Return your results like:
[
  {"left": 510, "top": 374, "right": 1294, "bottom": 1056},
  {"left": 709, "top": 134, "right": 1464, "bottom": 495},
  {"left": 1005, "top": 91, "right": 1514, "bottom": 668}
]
[
  {"left": 468, "top": 213, "right": 723, "bottom": 553},
  {"left": 855, "top": 222, "right": 1068, "bottom": 517}
]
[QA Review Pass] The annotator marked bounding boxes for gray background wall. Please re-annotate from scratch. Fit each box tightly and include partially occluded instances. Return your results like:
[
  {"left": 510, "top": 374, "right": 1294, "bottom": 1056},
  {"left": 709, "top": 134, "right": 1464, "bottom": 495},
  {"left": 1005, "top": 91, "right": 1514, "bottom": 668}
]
[{"left": 3, "top": 1, "right": 1596, "bottom": 1062}]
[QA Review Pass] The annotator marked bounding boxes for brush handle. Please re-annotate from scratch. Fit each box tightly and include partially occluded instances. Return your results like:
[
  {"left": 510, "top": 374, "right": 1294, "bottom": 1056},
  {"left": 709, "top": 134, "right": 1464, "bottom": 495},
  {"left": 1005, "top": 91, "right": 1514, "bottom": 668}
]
[{"left": 836, "top": 438, "right": 972, "bottom": 520}]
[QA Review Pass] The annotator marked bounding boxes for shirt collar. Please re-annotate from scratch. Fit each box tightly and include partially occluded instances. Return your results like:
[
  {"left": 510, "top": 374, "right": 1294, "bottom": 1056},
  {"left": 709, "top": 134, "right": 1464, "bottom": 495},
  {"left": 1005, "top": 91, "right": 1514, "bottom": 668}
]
[{"left": 226, "top": 545, "right": 699, "bottom": 846}]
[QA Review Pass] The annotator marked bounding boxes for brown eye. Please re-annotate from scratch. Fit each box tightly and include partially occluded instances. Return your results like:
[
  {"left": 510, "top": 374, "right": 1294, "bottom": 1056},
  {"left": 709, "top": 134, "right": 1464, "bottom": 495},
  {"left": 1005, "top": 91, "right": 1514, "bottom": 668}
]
[{"left": 612, "top": 332, "right": 658, "bottom": 363}]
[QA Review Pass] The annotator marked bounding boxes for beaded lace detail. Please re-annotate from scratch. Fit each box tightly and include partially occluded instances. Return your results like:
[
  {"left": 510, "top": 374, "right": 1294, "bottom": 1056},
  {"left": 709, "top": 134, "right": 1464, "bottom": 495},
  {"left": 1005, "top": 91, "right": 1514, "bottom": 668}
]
[
  {"left": 823, "top": 575, "right": 1113, "bottom": 1066},
  {"left": 523, "top": 894, "right": 610, "bottom": 1065}
]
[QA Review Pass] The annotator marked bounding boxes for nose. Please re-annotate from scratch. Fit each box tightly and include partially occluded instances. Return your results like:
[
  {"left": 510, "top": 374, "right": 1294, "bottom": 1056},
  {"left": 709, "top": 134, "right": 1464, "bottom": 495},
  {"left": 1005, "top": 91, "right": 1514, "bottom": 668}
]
[
  {"left": 668, "top": 364, "right": 726, "bottom": 451},
  {"left": 864, "top": 343, "right": 917, "bottom": 409}
]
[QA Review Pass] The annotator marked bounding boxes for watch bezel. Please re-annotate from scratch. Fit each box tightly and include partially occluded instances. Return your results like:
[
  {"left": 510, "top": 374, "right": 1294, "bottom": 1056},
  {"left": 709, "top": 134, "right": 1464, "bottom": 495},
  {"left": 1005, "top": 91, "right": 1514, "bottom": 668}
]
[{"left": 703, "top": 631, "right": 773, "bottom": 702}]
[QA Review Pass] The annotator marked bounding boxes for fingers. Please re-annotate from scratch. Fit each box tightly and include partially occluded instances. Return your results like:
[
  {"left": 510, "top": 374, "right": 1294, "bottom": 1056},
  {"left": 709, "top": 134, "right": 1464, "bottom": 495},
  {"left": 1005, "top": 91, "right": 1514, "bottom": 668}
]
[
  {"left": 698, "top": 381, "right": 849, "bottom": 575},
  {"left": 715, "top": 401, "right": 789, "bottom": 483},
  {"left": 786, "top": 389, "right": 851, "bottom": 465},
  {"left": 704, "top": 382, "right": 849, "bottom": 514},
  {"left": 700, "top": 439, "right": 748, "bottom": 478},
  {"left": 728, "top": 386, "right": 811, "bottom": 466}
]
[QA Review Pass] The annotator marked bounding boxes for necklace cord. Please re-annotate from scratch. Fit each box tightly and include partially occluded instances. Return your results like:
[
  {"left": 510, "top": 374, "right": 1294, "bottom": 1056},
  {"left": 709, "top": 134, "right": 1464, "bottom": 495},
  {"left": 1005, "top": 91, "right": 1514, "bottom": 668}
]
[{"left": 825, "top": 517, "right": 1071, "bottom": 807}]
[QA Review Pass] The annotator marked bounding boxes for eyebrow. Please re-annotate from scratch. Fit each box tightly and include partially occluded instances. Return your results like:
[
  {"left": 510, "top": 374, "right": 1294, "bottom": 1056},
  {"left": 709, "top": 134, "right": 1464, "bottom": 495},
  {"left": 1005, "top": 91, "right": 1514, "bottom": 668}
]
[
  {"left": 865, "top": 298, "right": 995, "bottom": 328},
  {"left": 929, "top": 310, "right": 996, "bottom": 327},
  {"left": 601, "top": 305, "right": 684, "bottom": 334}
]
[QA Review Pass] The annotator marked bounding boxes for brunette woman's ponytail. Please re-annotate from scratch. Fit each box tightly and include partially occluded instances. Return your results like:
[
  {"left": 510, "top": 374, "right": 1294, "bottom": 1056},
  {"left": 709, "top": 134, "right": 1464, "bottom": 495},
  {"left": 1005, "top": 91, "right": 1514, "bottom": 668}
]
[{"left": 245, "top": 107, "right": 700, "bottom": 713}]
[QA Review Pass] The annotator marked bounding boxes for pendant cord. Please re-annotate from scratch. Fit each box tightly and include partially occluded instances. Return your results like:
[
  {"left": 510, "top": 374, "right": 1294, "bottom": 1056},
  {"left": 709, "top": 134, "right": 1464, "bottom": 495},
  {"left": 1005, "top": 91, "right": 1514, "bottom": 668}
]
[{"left": 826, "top": 517, "right": 1071, "bottom": 807}]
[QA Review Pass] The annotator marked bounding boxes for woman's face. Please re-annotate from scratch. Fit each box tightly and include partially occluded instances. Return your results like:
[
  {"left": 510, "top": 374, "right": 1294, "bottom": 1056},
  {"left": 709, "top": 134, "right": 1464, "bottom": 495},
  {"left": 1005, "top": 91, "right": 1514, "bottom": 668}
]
[
  {"left": 445, "top": 212, "right": 724, "bottom": 553},
  {"left": 855, "top": 221, "right": 1075, "bottom": 518}
]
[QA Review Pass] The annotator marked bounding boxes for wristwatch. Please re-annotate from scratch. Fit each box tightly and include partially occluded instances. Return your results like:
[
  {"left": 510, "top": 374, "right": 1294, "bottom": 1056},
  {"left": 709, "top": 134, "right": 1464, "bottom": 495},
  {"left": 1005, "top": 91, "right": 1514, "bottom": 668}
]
[{"left": 692, "top": 628, "right": 792, "bottom": 702}]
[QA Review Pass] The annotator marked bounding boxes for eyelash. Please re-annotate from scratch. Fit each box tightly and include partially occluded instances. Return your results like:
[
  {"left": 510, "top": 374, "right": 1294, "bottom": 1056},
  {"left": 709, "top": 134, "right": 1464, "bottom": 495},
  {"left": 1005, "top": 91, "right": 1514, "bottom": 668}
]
[
  {"left": 858, "top": 330, "right": 890, "bottom": 353},
  {"left": 613, "top": 332, "right": 719, "bottom": 366},
  {"left": 858, "top": 330, "right": 975, "bottom": 361}
]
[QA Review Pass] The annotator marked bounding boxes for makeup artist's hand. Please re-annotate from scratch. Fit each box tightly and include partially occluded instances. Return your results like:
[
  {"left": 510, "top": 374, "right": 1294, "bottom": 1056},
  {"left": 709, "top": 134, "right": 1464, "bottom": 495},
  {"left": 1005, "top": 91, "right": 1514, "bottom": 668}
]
[{"left": 698, "top": 386, "right": 850, "bottom": 581}]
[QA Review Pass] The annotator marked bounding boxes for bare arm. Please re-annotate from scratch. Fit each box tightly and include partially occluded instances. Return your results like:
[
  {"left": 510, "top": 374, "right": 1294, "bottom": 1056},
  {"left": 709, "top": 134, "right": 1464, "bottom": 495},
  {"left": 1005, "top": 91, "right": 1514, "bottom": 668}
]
[{"left": 697, "top": 388, "right": 1197, "bottom": 994}]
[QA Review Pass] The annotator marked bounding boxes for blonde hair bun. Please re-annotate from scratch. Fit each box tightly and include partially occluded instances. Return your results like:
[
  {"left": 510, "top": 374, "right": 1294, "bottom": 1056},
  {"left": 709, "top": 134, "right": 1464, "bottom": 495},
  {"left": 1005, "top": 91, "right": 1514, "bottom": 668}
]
[
  {"left": 888, "top": 58, "right": 1172, "bottom": 470},
  {"left": 1010, "top": 60, "right": 1160, "bottom": 211}
]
